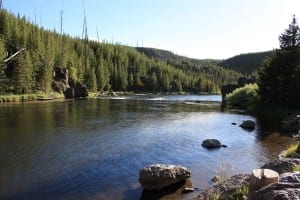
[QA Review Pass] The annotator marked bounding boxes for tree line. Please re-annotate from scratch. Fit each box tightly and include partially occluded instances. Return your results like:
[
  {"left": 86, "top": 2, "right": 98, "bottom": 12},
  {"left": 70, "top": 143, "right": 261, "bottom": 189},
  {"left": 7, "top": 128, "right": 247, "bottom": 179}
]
[{"left": 0, "top": 9, "right": 241, "bottom": 95}]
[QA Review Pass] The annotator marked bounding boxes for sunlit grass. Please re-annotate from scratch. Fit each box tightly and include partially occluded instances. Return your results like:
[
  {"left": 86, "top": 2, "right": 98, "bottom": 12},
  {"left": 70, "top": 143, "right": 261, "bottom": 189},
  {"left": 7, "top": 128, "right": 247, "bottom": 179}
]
[
  {"left": 209, "top": 186, "right": 249, "bottom": 200},
  {"left": 285, "top": 143, "right": 299, "bottom": 157},
  {"left": 0, "top": 92, "right": 64, "bottom": 103},
  {"left": 215, "top": 161, "right": 234, "bottom": 183},
  {"left": 293, "top": 164, "right": 300, "bottom": 172}
]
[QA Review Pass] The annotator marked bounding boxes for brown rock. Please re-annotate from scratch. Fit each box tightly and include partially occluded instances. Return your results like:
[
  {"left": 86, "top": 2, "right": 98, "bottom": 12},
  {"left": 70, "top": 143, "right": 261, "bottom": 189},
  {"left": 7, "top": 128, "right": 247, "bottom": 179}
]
[{"left": 139, "top": 164, "right": 191, "bottom": 191}]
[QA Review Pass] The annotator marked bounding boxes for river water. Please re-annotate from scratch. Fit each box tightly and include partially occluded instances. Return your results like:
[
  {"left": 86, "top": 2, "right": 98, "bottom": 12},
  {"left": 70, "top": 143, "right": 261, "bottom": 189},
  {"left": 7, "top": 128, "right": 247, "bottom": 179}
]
[{"left": 0, "top": 95, "right": 293, "bottom": 200}]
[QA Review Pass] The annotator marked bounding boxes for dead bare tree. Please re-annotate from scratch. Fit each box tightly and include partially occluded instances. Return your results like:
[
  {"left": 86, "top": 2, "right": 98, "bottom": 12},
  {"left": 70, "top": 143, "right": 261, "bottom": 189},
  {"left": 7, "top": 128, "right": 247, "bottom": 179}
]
[{"left": 82, "top": 0, "right": 88, "bottom": 76}]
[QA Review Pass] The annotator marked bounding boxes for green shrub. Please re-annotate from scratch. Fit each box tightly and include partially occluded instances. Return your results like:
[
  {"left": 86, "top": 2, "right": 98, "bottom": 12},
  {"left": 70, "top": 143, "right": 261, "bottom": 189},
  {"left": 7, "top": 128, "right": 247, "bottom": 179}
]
[
  {"left": 225, "top": 83, "right": 259, "bottom": 110},
  {"left": 285, "top": 143, "right": 299, "bottom": 157}
]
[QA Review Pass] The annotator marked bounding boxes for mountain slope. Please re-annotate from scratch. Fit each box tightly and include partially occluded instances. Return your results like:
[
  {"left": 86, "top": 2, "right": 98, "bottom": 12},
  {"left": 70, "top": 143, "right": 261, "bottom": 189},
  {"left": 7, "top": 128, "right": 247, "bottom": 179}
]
[
  {"left": 220, "top": 51, "right": 273, "bottom": 74},
  {"left": 136, "top": 47, "right": 242, "bottom": 87},
  {"left": 136, "top": 47, "right": 220, "bottom": 66}
]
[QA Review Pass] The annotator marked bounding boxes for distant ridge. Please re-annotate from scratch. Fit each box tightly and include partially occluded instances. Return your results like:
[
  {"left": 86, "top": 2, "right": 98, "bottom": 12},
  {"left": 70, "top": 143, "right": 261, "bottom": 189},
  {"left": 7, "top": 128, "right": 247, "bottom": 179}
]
[
  {"left": 135, "top": 47, "right": 220, "bottom": 66},
  {"left": 135, "top": 47, "right": 242, "bottom": 87},
  {"left": 136, "top": 47, "right": 273, "bottom": 75},
  {"left": 220, "top": 51, "right": 273, "bottom": 74}
]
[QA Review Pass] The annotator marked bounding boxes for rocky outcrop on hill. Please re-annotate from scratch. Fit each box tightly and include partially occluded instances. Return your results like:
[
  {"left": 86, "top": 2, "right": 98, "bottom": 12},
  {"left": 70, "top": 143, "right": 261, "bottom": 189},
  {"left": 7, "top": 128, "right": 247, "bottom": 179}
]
[
  {"left": 139, "top": 164, "right": 191, "bottom": 191},
  {"left": 52, "top": 67, "right": 70, "bottom": 93},
  {"left": 52, "top": 67, "right": 88, "bottom": 98}
]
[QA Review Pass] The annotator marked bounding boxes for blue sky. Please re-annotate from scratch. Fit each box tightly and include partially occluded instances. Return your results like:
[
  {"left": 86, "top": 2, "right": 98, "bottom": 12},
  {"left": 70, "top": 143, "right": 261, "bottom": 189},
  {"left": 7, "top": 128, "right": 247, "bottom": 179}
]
[{"left": 2, "top": 0, "right": 300, "bottom": 59}]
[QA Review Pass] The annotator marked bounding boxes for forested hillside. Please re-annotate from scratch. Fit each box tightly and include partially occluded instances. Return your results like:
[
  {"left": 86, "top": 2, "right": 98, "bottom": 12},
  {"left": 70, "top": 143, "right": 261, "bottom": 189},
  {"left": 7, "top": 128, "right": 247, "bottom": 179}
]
[
  {"left": 0, "top": 9, "right": 241, "bottom": 96},
  {"left": 136, "top": 47, "right": 220, "bottom": 65},
  {"left": 220, "top": 51, "right": 273, "bottom": 74},
  {"left": 136, "top": 47, "right": 242, "bottom": 89}
]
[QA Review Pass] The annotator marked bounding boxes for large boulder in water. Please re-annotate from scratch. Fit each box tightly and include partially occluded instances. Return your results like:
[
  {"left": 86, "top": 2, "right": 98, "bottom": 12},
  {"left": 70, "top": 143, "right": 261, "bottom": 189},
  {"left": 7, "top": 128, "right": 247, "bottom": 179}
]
[
  {"left": 139, "top": 164, "right": 191, "bottom": 191},
  {"left": 202, "top": 139, "right": 226, "bottom": 148},
  {"left": 240, "top": 120, "right": 256, "bottom": 130}
]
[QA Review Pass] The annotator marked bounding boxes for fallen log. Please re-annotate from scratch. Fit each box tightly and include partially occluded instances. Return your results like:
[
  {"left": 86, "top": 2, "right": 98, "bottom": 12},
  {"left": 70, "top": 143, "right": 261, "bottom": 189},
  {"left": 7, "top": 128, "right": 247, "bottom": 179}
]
[{"left": 4, "top": 48, "right": 25, "bottom": 63}]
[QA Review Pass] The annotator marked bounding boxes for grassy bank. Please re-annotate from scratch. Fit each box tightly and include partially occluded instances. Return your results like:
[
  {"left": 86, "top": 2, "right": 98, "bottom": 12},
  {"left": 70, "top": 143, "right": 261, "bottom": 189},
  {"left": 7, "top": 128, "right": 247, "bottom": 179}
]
[
  {"left": 0, "top": 92, "right": 65, "bottom": 103},
  {"left": 224, "top": 83, "right": 299, "bottom": 132}
]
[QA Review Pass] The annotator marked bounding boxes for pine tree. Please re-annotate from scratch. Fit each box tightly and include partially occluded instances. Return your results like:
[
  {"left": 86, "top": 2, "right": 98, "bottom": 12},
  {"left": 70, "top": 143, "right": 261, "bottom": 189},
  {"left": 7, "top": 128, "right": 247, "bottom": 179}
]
[
  {"left": 0, "top": 38, "right": 7, "bottom": 94},
  {"left": 0, "top": 37, "right": 6, "bottom": 60},
  {"left": 150, "top": 72, "right": 157, "bottom": 91},
  {"left": 259, "top": 15, "right": 300, "bottom": 107},
  {"left": 95, "top": 58, "right": 105, "bottom": 91},
  {"left": 279, "top": 15, "right": 300, "bottom": 50},
  {"left": 13, "top": 52, "right": 34, "bottom": 94},
  {"left": 128, "top": 72, "right": 134, "bottom": 91}
]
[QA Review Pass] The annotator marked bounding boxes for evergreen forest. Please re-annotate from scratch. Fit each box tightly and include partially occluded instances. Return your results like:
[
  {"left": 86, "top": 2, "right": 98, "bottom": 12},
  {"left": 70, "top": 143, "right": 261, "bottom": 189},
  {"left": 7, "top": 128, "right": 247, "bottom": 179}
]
[{"left": 0, "top": 9, "right": 243, "bottom": 96}]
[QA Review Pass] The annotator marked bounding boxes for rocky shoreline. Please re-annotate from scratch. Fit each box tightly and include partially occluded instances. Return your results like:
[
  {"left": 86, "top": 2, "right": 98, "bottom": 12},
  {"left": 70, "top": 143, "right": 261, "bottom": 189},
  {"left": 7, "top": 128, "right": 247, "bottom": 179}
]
[{"left": 192, "top": 153, "right": 300, "bottom": 200}]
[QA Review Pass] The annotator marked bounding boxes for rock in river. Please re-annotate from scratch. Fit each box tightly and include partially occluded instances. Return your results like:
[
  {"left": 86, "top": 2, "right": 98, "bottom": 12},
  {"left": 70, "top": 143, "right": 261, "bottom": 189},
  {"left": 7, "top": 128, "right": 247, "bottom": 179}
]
[
  {"left": 202, "top": 139, "right": 227, "bottom": 148},
  {"left": 139, "top": 164, "right": 191, "bottom": 191},
  {"left": 240, "top": 120, "right": 256, "bottom": 130}
]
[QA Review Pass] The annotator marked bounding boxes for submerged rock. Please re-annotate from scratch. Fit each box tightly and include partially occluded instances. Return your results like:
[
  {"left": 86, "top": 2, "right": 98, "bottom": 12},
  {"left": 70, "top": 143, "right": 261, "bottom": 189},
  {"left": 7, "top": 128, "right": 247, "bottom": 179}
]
[
  {"left": 202, "top": 139, "right": 227, "bottom": 148},
  {"left": 240, "top": 120, "right": 256, "bottom": 130},
  {"left": 139, "top": 164, "right": 191, "bottom": 191}
]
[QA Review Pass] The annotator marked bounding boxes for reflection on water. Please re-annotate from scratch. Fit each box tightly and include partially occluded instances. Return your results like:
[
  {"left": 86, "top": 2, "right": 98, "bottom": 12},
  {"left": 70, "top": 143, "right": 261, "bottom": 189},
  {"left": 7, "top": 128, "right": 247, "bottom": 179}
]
[{"left": 0, "top": 95, "right": 294, "bottom": 200}]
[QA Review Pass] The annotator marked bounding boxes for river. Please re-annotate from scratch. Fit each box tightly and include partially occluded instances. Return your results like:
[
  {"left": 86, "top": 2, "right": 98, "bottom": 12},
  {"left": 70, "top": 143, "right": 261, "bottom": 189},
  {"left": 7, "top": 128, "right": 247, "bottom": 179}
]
[{"left": 0, "top": 95, "right": 293, "bottom": 200}]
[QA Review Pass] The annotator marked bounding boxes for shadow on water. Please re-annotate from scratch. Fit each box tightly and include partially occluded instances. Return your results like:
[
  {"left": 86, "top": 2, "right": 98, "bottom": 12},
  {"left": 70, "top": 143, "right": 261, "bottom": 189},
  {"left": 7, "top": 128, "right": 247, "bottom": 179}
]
[
  {"left": 4, "top": 163, "right": 193, "bottom": 200},
  {"left": 139, "top": 180, "right": 192, "bottom": 200},
  {"left": 3, "top": 159, "right": 143, "bottom": 200}
]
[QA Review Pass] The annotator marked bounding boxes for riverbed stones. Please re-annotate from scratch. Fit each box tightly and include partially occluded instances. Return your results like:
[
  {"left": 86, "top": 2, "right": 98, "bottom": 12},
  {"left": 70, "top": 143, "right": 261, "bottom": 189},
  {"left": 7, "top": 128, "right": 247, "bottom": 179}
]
[
  {"left": 239, "top": 120, "right": 255, "bottom": 130},
  {"left": 202, "top": 139, "right": 226, "bottom": 148},
  {"left": 139, "top": 164, "right": 191, "bottom": 191}
]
